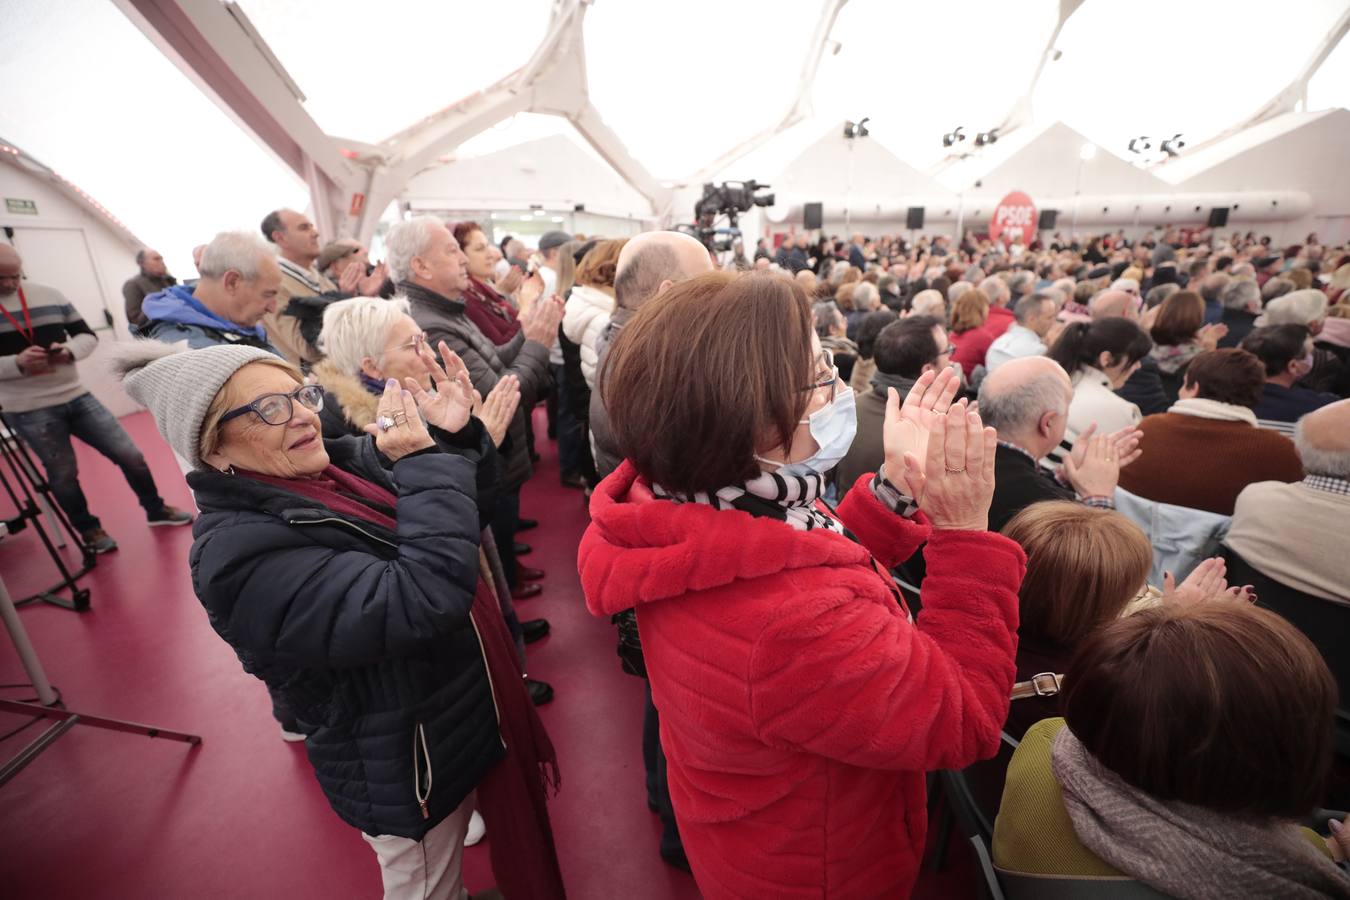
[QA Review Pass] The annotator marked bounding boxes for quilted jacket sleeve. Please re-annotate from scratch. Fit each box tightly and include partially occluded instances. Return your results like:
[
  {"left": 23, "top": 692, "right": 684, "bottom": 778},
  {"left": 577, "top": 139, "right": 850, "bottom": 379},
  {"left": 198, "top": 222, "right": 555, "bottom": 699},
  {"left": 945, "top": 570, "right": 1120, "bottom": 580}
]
[
  {"left": 747, "top": 530, "right": 1024, "bottom": 772},
  {"left": 190, "top": 451, "right": 482, "bottom": 670},
  {"left": 835, "top": 471, "right": 932, "bottom": 568}
]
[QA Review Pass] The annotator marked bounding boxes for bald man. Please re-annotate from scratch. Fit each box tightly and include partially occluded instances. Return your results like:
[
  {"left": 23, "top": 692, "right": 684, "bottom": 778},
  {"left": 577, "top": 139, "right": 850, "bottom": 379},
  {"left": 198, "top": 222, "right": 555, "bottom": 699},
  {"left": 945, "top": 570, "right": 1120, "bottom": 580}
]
[
  {"left": 591, "top": 231, "right": 714, "bottom": 481},
  {"left": 0, "top": 245, "right": 190, "bottom": 553},
  {"left": 1092, "top": 288, "right": 1171, "bottom": 416},
  {"left": 591, "top": 230, "right": 714, "bottom": 874},
  {"left": 1226, "top": 398, "right": 1350, "bottom": 604},
  {"left": 977, "top": 356, "right": 1129, "bottom": 531}
]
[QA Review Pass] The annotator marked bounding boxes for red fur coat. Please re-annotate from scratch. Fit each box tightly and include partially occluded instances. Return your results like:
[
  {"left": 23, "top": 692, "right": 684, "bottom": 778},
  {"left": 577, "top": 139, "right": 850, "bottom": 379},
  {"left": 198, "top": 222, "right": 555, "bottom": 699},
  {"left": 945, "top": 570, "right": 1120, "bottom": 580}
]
[{"left": 579, "top": 463, "right": 1025, "bottom": 899}]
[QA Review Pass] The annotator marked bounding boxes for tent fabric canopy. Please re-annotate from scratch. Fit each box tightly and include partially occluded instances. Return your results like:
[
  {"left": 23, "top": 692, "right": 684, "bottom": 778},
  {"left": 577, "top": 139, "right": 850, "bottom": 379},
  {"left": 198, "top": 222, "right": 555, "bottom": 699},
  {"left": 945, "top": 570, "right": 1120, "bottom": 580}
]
[{"left": 4, "top": 0, "right": 1349, "bottom": 269}]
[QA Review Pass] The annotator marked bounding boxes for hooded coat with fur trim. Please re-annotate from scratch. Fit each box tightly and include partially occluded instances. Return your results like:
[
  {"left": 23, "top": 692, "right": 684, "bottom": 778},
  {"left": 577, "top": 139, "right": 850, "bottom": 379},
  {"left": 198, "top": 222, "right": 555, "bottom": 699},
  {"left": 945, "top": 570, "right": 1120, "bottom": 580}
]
[{"left": 579, "top": 464, "right": 1025, "bottom": 899}]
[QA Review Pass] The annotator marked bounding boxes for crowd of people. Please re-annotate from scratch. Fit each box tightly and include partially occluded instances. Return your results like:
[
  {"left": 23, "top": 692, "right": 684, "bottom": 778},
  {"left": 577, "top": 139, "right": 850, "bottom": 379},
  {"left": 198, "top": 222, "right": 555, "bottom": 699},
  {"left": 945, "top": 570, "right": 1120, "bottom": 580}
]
[{"left": 2, "top": 211, "right": 1348, "bottom": 899}]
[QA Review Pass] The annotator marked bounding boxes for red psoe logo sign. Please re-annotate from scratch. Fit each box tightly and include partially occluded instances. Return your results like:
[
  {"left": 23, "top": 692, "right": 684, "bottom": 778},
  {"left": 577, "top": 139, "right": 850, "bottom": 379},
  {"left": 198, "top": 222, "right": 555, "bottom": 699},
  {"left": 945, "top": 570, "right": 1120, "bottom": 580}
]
[{"left": 990, "top": 191, "right": 1037, "bottom": 245}]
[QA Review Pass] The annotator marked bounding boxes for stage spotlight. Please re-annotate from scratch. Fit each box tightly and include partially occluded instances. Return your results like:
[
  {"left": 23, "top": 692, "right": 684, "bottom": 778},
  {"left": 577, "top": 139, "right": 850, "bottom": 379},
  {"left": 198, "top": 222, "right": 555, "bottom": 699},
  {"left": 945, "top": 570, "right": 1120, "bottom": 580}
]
[
  {"left": 942, "top": 126, "right": 966, "bottom": 148},
  {"left": 843, "top": 118, "right": 871, "bottom": 140},
  {"left": 974, "top": 129, "right": 999, "bottom": 146},
  {"left": 1128, "top": 136, "right": 1152, "bottom": 153},
  {"left": 1160, "top": 133, "right": 1186, "bottom": 157}
]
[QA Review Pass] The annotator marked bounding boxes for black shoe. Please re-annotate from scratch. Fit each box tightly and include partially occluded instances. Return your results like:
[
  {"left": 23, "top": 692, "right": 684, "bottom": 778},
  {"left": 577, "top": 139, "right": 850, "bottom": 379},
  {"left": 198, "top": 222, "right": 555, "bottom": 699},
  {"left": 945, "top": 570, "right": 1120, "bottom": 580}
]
[
  {"left": 660, "top": 845, "right": 692, "bottom": 874},
  {"left": 514, "top": 541, "right": 533, "bottom": 556},
  {"left": 517, "top": 518, "right": 539, "bottom": 532},
  {"left": 512, "top": 583, "right": 543, "bottom": 600},
  {"left": 559, "top": 472, "right": 586, "bottom": 490},
  {"left": 522, "top": 618, "right": 551, "bottom": 644},
  {"left": 80, "top": 528, "right": 119, "bottom": 554},
  {"left": 147, "top": 505, "right": 193, "bottom": 527},
  {"left": 526, "top": 678, "right": 554, "bottom": 706},
  {"left": 519, "top": 566, "right": 545, "bottom": 582}
]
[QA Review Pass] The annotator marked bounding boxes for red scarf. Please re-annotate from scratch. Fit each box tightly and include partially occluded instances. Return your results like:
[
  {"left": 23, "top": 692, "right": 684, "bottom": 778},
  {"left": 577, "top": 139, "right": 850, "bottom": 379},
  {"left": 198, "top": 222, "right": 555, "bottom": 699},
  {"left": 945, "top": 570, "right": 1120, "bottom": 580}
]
[
  {"left": 243, "top": 465, "right": 566, "bottom": 897},
  {"left": 462, "top": 278, "right": 521, "bottom": 345}
]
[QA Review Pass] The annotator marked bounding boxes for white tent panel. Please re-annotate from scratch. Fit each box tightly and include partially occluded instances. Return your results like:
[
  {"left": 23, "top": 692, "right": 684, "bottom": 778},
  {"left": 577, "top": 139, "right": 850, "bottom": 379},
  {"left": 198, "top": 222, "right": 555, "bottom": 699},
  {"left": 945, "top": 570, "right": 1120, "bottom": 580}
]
[
  {"left": 1034, "top": 0, "right": 1349, "bottom": 161},
  {"left": 969, "top": 122, "right": 1166, "bottom": 200},
  {"left": 403, "top": 132, "right": 653, "bottom": 220},
  {"left": 583, "top": 0, "right": 820, "bottom": 180},
  {"left": 0, "top": 0, "right": 307, "bottom": 276},
  {"left": 807, "top": 0, "right": 1059, "bottom": 169},
  {"left": 1308, "top": 31, "right": 1350, "bottom": 111},
  {"left": 234, "top": 0, "right": 553, "bottom": 144}
]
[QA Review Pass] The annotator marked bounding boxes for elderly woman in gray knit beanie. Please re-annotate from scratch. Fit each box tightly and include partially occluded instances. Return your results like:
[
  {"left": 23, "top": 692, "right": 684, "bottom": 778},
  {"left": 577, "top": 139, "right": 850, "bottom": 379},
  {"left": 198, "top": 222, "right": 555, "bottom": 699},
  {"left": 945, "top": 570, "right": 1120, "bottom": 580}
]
[{"left": 115, "top": 342, "right": 565, "bottom": 900}]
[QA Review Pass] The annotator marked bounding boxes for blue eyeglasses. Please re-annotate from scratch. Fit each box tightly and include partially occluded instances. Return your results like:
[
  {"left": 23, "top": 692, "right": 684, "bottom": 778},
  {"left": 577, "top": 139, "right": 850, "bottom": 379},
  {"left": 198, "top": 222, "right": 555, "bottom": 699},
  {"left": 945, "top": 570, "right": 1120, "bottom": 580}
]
[{"left": 219, "top": 384, "right": 324, "bottom": 426}]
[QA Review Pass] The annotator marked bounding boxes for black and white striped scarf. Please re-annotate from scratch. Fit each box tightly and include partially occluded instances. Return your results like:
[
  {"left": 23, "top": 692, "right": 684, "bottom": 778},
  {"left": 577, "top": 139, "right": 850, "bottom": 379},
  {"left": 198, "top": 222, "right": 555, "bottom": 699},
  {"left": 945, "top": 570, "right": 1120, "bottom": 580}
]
[{"left": 651, "top": 469, "right": 846, "bottom": 535}]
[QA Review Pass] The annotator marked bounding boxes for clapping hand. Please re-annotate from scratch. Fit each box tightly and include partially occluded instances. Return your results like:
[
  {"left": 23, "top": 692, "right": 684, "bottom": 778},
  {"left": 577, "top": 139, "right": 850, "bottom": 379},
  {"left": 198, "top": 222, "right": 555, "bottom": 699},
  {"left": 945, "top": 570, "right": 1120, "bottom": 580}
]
[
  {"left": 521, "top": 294, "right": 563, "bottom": 344},
  {"left": 361, "top": 378, "right": 436, "bottom": 462},
  {"left": 1066, "top": 423, "right": 1142, "bottom": 471},
  {"left": 1062, "top": 434, "right": 1120, "bottom": 498},
  {"left": 496, "top": 266, "right": 524, "bottom": 296},
  {"left": 405, "top": 339, "right": 475, "bottom": 433},
  {"left": 338, "top": 261, "right": 363, "bottom": 294},
  {"left": 517, "top": 271, "right": 545, "bottom": 313},
  {"left": 1161, "top": 557, "right": 1256, "bottom": 606},
  {"left": 1198, "top": 322, "right": 1228, "bottom": 351},
  {"left": 475, "top": 375, "right": 521, "bottom": 448},
  {"left": 882, "top": 365, "right": 961, "bottom": 496},
  {"left": 358, "top": 262, "right": 388, "bottom": 297}
]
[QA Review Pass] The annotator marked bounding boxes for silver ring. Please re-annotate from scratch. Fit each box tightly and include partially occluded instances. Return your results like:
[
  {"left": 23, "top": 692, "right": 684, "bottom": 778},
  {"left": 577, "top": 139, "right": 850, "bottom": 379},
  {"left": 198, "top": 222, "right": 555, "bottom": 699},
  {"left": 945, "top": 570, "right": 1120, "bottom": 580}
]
[{"left": 376, "top": 415, "right": 395, "bottom": 432}]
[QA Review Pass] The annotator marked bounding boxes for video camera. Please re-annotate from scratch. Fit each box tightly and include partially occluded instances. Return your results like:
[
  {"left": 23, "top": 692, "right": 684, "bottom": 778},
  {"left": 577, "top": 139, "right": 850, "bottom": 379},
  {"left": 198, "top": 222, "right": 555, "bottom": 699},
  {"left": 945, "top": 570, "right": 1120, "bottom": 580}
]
[{"left": 683, "top": 180, "right": 775, "bottom": 253}]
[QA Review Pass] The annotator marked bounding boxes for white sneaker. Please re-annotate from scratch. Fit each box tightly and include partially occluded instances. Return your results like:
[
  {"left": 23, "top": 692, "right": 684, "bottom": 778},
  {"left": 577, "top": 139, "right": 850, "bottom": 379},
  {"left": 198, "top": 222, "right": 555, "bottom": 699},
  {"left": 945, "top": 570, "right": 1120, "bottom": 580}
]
[
  {"left": 465, "top": 809, "right": 486, "bottom": 846},
  {"left": 280, "top": 726, "right": 306, "bottom": 742}
]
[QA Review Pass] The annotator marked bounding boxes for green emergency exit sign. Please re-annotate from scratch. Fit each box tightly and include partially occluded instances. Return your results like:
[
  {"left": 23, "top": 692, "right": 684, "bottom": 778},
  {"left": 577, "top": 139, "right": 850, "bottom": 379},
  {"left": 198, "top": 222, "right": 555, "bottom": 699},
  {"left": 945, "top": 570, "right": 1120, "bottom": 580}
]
[{"left": 5, "top": 198, "right": 37, "bottom": 215}]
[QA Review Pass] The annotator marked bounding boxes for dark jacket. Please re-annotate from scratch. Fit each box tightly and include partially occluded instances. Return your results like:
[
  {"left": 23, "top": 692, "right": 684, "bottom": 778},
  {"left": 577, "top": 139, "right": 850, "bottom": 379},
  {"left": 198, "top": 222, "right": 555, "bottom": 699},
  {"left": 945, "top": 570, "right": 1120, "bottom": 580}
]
[
  {"left": 187, "top": 436, "right": 505, "bottom": 839},
  {"left": 141, "top": 286, "right": 279, "bottom": 354},
  {"left": 989, "top": 443, "right": 1074, "bottom": 534},
  {"left": 1114, "top": 355, "right": 1171, "bottom": 416},
  {"left": 123, "top": 272, "right": 176, "bottom": 329},
  {"left": 403, "top": 281, "right": 551, "bottom": 492},
  {"left": 590, "top": 306, "right": 633, "bottom": 481},
  {"left": 1217, "top": 307, "right": 1258, "bottom": 348},
  {"left": 1252, "top": 382, "right": 1337, "bottom": 426}
]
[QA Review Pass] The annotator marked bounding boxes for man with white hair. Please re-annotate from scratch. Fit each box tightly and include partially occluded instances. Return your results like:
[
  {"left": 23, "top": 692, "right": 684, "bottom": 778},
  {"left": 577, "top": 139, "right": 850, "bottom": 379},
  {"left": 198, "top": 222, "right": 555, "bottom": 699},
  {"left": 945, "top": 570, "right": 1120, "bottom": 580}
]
[
  {"left": 908, "top": 289, "right": 946, "bottom": 322},
  {"left": 0, "top": 244, "right": 191, "bottom": 554},
  {"left": 1226, "top": 398, "right": 1350, "bottom": 604},
  {"left": 388, "top": 216, "right": 563, "bottom": 613},
  {"left": 977, "top": 356, "right": 1134, "bottom": 532},
  {"left": 1217, "top": 278, "right": 1262, "bottom": 348},
  {"left": 142, "top": 231, "right": 281, "bottom": 353}
]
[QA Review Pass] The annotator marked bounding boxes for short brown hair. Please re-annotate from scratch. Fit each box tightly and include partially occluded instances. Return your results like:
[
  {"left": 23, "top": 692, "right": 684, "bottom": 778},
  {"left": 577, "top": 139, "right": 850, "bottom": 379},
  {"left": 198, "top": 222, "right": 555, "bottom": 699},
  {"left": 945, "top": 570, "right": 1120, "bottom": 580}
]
[
  {"left": 603, "top": 272, "right": 813, "bottom": 493},
  {"left": 1064, "top": 602, "right": 1336, "bottom": 818},
  {"left": 575, "top": 238, "right": 627, "bottom": 289},
  {"left": 1182, "top": 348, "right": 1265, "bottom": 407},
  {"left": 949, "top": 288, "right": 989, "bottom": 333},
  {"left": 1001, "top": 502, "right": 1151, "bottom": 645},
  {"left": 834, "top": 281, "right": 857, "bottom": 311},
  {"left": 1149, "top": 290, "right": 1204, "bottom": 345}
]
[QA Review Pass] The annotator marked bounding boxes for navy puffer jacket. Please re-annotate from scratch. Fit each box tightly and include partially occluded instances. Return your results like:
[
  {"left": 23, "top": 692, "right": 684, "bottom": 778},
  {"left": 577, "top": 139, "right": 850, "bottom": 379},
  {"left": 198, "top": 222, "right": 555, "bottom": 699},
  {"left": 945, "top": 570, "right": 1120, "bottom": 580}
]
[{"left": 187, "top": 433, "right": 505, "bottom": 839}]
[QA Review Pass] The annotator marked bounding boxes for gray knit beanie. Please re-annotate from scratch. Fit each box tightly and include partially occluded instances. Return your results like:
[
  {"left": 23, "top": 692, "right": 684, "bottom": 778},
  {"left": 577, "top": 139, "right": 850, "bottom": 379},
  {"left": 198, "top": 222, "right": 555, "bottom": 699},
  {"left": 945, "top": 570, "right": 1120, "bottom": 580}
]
[{"left": 112, "top": 342, "right": 284, "bottom": 469}]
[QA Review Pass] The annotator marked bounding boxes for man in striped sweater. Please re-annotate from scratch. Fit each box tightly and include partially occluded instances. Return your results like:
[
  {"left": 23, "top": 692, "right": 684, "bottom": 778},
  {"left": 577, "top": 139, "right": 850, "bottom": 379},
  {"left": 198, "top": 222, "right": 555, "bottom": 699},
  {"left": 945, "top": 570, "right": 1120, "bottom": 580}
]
[{"left": 0, "top": 245, "right": 189, "bottom": 553}]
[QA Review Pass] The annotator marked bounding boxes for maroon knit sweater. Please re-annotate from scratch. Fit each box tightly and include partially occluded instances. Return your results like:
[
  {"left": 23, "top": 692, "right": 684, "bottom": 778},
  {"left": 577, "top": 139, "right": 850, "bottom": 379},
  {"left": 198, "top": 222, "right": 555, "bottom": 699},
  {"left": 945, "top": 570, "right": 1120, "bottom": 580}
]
[{"left": 1117, "top": 413, "right": 1303, "bottom": 515}]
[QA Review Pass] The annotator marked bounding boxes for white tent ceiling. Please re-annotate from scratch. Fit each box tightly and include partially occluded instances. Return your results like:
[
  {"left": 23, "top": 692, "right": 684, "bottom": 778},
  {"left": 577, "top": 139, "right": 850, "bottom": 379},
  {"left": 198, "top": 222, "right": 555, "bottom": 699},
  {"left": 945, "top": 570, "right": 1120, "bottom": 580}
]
[{"left": 3, "top": 0, "right": 1348, "bottom": 273}]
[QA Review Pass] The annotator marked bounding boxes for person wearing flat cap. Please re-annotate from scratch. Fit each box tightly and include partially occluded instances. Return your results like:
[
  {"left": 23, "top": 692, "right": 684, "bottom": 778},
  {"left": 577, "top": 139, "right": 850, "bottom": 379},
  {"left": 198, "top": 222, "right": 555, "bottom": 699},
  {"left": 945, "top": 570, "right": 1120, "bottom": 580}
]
[{"left": 115, "top": 342, "right": 565, "bottom": 900}]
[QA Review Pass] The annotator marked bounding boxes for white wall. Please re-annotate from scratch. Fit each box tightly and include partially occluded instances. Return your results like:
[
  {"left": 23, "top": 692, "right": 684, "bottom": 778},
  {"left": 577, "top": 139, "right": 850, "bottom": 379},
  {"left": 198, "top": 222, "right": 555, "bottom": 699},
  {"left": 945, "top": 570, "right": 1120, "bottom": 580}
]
[{"left": 0, "top": 160, "right": 143, "bottom": 416}]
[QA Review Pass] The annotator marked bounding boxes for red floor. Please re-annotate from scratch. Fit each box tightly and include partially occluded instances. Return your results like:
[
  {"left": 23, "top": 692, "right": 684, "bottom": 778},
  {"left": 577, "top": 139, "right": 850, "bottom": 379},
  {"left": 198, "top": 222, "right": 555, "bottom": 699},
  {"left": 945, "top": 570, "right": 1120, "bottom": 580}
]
[{"left": 0, "top": 409, "right": 977, "bottom": 899}]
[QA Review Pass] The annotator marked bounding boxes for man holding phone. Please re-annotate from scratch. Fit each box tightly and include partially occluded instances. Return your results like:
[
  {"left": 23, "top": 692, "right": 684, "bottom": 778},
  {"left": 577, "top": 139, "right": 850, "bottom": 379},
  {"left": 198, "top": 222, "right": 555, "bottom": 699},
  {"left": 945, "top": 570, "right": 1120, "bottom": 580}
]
[{"left": 0, "top": 244, "right": 190, "bottom": 553}]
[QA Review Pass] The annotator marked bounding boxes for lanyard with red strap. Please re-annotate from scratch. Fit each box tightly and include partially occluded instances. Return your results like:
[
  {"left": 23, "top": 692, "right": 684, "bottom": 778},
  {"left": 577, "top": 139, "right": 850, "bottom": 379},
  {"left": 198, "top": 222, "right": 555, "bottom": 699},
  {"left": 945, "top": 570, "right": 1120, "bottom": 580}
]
[{"left": 1, "top": 286, "right": 35, "bottom": 345}]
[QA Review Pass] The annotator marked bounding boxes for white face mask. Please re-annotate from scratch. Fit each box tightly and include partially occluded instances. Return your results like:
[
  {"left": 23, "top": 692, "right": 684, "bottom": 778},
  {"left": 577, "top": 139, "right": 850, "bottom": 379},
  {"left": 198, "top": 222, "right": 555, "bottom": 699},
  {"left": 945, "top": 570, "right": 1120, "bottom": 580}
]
[{"left": 755, "top": 387, "right": 858, "bottom": 477}]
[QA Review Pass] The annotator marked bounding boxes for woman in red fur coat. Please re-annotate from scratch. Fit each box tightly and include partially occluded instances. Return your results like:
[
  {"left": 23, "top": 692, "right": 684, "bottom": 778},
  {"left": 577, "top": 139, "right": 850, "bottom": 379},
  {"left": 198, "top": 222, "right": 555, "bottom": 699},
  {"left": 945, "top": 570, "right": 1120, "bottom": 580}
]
[{"left": 579, "top": 271, "right": 1026, "bottom": 899}]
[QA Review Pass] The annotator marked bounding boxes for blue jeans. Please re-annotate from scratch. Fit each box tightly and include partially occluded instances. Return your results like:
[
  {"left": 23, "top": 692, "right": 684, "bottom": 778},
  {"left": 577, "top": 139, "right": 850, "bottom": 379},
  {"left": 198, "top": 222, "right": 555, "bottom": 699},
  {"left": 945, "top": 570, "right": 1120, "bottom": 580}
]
[{"left": 7, "top": 392, "right": 166, "bottom": 534}]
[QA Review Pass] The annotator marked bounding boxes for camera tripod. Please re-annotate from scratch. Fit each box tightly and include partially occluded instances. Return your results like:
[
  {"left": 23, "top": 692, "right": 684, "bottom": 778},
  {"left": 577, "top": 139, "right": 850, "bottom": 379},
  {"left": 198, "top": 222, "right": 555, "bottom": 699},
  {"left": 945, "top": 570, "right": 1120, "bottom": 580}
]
[
  {"left": 0, "top": 566, "right": 200, "bottom": 787},
  {"left": 0, "top": 411, "right": 95, "bottom": 611}
]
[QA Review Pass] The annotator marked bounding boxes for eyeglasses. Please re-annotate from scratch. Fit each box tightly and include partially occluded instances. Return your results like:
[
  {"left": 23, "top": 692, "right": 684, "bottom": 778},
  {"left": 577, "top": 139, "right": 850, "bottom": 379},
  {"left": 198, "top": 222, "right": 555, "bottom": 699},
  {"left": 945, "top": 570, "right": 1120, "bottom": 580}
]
[
  {"left": 390, "top": 333, "right": 427, "bottom": 354},
  {"left": 800, "top": 349, "right": 839, "bottom": 403},
  {"left": 219, "top": 384, "right": 325, "bottom": 426}
]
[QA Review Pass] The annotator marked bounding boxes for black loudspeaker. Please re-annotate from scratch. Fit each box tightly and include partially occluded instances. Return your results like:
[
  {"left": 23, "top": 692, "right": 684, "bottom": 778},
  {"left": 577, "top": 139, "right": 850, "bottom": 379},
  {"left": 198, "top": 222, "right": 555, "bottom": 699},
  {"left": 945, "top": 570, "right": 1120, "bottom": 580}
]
[
  {"left": 1207, "top": 207, "right": 1229, "bottom": 228},
  {"left": 1038, "top": 209, "right": 1058, "bottom": 230},
  {"left": 906, "top": 207, "right": 925, "bottom": 230},
  {"left": 803, "top": 202, "right": 823, "bottom": 230}
]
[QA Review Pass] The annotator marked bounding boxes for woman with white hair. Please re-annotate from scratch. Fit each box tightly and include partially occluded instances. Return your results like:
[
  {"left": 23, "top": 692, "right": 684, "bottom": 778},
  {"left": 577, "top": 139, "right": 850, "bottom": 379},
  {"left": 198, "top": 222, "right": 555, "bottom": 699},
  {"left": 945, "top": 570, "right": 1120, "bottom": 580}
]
[{"left": 1259, "top": 289, "right": 1344, "bottom": 394}]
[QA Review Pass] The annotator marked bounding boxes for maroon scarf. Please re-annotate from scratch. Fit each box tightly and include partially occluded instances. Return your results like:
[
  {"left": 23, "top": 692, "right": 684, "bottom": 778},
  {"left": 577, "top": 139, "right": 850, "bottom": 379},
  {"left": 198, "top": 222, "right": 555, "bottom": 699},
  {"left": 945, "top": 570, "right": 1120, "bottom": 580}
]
[
  {"left": 242, "top": 465, "right": 566, "bottom": 897},
  {"left": 462, "top": 278, "right": 521, "bottom": 345}
]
